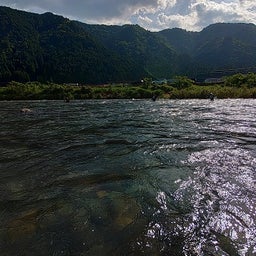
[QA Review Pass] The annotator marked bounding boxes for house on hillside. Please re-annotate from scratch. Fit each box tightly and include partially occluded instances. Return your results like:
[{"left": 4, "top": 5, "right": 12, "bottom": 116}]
[
  {"left": 64, "top": 83, "right": 79, "bottom": 86},
  {"left": 152, "top": 79, "right": 167, "bottom": 85},
  {"left": 204, "top": 77, "right": 224, "bottom": 84}
]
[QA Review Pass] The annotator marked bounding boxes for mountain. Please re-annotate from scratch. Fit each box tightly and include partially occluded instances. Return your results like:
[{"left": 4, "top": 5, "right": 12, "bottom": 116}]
[
  {"left": 194, "top": 23, "right": 256, "bottom": 70},
  {"left": 79, "top": 23, "right": 181, "bottom": 78},
  {"left": 159, "top": 23, "right": 256, "bottom": 79},
  {"left": 158, "top": 28, "right": 198, "bottom": 55},
  {"left": 1, "top": 6, "right": 256, "bottom": 84},
  {"left": 0, "top": 6, "right": 147, "bottom": 83}
]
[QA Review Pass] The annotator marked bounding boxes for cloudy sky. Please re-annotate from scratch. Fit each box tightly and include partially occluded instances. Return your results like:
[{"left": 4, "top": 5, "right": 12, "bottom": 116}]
[{"left": 0, "top": 0, "right": 256, "bottom": 31}]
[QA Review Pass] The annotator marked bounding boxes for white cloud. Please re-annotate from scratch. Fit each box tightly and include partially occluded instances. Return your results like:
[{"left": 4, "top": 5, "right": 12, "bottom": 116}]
[
  {"left": 137, "top": 15, "right": 153, "bottom": 30},
  {"left": 0, "top": 0, "right": 256, "bottom": 31},
  {"left": 156, "top": 11, "right": 199, "bottom": 31},
  {"left": 133, "top": 0, "right": 256, "bottom": 31}
]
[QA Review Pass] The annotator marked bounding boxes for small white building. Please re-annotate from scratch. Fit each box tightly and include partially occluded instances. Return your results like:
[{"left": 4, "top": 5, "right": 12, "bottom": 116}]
[
  {"left": 204, "top": 78, "right": 224, "bottom": 84},
  {"left": 152, "top": 79, "right": 167, "bottom": 85}
]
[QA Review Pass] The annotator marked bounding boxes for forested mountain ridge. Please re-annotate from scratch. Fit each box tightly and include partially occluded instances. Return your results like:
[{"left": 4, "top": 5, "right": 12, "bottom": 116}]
[
  {"left": 0, "top": 6, "right": 147, "bottom": 83},
  {"left": 1, "top": 6, "right": 256, "bottom": 84}
]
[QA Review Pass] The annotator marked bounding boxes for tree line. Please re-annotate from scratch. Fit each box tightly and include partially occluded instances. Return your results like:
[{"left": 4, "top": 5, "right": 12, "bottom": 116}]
[{"left": 1, "top": 73, "right": 256, "bottom": 100}]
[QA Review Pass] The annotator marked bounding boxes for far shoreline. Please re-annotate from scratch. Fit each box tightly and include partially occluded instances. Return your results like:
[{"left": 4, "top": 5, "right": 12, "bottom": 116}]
[{"left": 1, "top": 73, "right": 256, "bottom": 100}]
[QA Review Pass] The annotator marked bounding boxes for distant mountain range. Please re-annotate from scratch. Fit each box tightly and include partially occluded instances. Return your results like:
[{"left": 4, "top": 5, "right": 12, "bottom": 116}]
[{"left": 1, "top": 6, "right": 256, "bottom": 84}]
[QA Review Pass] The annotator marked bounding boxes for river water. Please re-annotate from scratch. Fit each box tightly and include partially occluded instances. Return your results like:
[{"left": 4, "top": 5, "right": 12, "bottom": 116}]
[{"left": 0, "top": 99, "right": 255, "bottom": 256}]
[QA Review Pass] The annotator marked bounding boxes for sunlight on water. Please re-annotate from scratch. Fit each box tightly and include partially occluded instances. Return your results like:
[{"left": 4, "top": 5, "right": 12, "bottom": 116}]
[
  {"left": 0, "top": 99, "right": 255, "bottom": 255},
  {"left": 179, "top": 148, "right": 256, "bottom": 255}
]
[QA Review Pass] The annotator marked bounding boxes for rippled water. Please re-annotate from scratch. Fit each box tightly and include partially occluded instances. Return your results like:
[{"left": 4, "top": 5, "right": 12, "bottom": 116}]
[{"left": 0, "top": 99, "right": 255, "bottom": 256}]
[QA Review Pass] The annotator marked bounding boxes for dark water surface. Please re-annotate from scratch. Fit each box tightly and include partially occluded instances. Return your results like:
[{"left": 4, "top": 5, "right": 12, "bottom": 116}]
[{"left": 0, "top": 99, "right": 255, "bottom": 255}]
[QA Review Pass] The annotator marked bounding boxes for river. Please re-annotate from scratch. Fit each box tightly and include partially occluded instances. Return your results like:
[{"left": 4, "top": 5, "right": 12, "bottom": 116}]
[{"left": 0, "top": 99, "right": 255, "bottom": 255}]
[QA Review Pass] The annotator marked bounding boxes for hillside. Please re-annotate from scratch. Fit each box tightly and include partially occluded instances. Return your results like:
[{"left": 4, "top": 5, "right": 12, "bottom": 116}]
[
  {"left": 0, "top": 7, "right": 147, "bottom": 83},
  {"left": 1, "top": 6, "right": 256, "bottom": 83},
  {"left": 159, "top": 23, "right": 256, "bottom": 79}
]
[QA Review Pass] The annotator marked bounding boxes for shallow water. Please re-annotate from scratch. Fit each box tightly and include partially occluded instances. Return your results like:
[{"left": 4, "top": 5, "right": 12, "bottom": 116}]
[{"left": 0, "top": 99, "right": 255, "bottom": 255}]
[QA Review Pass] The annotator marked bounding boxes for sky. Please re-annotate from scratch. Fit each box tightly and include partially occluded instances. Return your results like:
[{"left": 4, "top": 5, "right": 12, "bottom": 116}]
[{"left": 0, "top": 0, "right": 256, "bottom": 31}]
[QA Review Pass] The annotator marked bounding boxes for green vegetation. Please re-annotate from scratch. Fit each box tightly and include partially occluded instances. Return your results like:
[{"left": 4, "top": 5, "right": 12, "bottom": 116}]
[
  {"left": 0, "top": 7, "right": 146, "bottom": 84},
  {"left": 1, "top": 7, "right": 256, "bottom": 84},
  {"left": 1, "top": 73, "right": 256, "bottom": 100},
  {"left": 1, "top": 6, "right": 256, "bottom": 99}
]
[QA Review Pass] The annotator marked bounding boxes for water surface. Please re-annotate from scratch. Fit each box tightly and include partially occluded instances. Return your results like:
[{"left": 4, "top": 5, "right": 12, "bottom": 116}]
[{"left": 0, "top": 99, "right": 255, "bottom": 255}]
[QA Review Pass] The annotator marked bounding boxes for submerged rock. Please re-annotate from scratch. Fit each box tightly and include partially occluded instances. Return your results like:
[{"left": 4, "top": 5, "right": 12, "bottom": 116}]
[
  {"left": 110, "top": 193, "right": 140, "bottom": 230},
  {"left": 211, "top": 230, "right": 240, "bottom": 256},
  {"left": 96, "top": 190, "right": 108, "bottom": 199},
  {"left": 7, "top": 208, "right": 39, "bottom": 242},
  {"left": 20, "top": 108, "right": 32, "bottom": 113}
]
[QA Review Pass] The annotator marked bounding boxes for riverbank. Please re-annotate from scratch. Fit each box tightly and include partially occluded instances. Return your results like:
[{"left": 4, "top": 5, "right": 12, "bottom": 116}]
[{"left": 1, "top": 73, "right": 256, "bottom": 100}]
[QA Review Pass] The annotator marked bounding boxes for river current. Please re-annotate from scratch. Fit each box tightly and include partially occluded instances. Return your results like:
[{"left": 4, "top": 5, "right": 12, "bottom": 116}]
[{"left": 0, "top": 99, "right": 255, "bottom": 256}]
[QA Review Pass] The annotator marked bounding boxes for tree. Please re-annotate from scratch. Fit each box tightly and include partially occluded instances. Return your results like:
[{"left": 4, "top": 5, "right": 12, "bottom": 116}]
[
  {"left": 142, "top": 77, "right": 152, "bottom": 88},
  {"left": 173, "top": 76, "right": 193, "bottom": 89}
]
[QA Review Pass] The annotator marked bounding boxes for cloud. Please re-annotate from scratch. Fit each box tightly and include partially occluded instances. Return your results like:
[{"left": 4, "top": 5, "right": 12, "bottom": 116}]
[
  {"left": 0, "top": 0, "right": 158, "bottom": 22},
  {"left": 137, "top": 0, "right": 256, "bottom": 31},
  {"left": 0, "top": 0, "right": 256, "bottom": 31}
]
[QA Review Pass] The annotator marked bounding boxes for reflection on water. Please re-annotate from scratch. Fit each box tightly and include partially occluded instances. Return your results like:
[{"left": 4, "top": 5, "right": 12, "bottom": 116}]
[{"left": 0, "top": 99, "right": 255, "bottom": 255}]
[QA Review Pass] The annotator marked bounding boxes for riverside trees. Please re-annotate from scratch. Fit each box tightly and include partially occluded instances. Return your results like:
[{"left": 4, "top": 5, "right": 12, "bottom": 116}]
[{"left": 1, "top": 73, "right": 256, "bottom": 100}]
